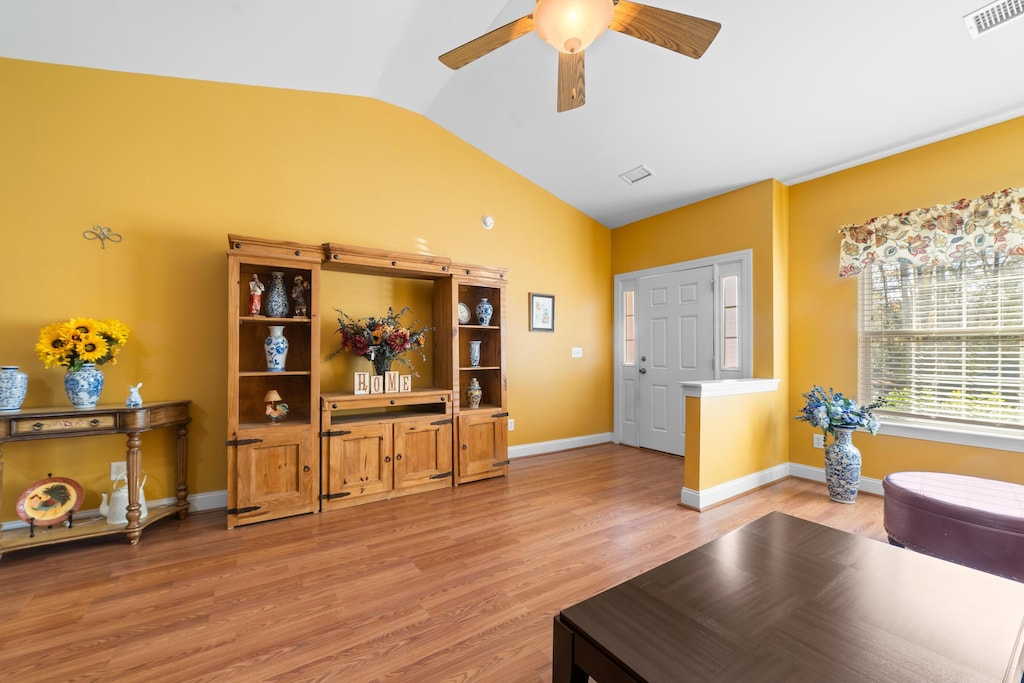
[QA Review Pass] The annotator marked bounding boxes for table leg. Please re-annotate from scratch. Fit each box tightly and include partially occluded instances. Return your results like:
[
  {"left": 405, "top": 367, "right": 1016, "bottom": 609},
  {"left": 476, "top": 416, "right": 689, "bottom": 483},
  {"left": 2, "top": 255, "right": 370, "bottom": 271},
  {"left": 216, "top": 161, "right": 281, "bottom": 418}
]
[
  {"left": 175, "top": 422, "right": 190, "bottom": 519},
  {"left": 124, "top": 431, "right": 143, "bottom": 544},
  {"left": 552, "top": 615, "right": 590, "bottom": 683}
]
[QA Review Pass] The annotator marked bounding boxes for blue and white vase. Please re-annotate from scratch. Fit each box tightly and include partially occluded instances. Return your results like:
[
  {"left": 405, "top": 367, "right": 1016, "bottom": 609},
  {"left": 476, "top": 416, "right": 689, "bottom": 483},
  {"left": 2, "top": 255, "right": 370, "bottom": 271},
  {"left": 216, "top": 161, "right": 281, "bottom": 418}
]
[
  {"left": 65, "top": 363, "right": 104, "bottom": 409},
  {"left": 0, "top": 365, "right": 28, "bottom": 411},
  {"left": 265, "top": 325, "right": 289, "bottom": 372},
  {"left": 265, "top": 271, "right": 289, "bottom": 318},
  {"left": 468, "top": 340, "right": 482, "bottom": 367},
  {"left": 475, "top": 298, "right": 493, "bottom": 326},
  {"left": 824, "top": 426, "right": 861, "bottom": 504}
]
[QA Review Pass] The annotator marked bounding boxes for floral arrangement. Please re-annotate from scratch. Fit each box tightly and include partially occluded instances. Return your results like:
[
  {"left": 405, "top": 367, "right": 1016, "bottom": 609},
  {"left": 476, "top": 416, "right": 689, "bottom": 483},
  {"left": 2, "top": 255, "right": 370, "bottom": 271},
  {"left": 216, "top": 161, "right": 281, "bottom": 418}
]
[
  {"left": 36, "top": 318, "right": 130, "bottom": 371},
  {"left": 327, "top": 306, "right": 432, "bottom": 375},
  {"left": 795, "top": 385, "right": 887, "bottom": 439}
]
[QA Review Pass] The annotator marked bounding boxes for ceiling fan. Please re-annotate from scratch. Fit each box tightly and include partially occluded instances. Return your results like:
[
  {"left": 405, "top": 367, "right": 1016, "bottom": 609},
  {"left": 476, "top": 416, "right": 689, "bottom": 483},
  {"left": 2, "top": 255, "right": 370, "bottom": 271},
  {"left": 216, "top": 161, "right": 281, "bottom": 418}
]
[{"left": 439, "top": 0, "right": 720, "bottom": 112}]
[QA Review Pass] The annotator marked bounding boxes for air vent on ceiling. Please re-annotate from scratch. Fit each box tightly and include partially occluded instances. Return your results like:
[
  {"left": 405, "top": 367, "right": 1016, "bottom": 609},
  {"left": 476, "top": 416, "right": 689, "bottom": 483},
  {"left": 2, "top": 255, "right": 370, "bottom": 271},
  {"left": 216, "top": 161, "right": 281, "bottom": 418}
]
[
  {"left": 619, "top": 165, "right": 654, "bottom": 185},
  {"left": 964, "top": 0, "right": 1024, "bottom": 38}
]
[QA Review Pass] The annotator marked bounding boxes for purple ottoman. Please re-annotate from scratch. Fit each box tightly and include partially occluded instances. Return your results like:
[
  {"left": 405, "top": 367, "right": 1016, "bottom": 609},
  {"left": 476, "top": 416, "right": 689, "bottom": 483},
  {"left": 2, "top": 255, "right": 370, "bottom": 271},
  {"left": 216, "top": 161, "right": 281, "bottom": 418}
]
[{"left": 883, "top": 471, "right": 1024, "bottom": 582}]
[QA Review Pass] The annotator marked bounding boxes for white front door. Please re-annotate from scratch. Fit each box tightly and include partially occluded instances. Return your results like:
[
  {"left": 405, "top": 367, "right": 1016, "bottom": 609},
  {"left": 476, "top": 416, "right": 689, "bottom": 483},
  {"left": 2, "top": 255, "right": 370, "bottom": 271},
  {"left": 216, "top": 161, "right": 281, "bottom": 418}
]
[{"left": 636, "top": 266, "right": 714, "bottom": 455}]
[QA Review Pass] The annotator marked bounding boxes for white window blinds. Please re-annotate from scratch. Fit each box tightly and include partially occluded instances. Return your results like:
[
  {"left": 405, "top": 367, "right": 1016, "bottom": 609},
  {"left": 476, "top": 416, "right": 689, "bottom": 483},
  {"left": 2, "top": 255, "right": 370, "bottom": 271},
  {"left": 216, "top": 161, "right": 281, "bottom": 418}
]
[{"left": 859, "top": 250, "right": 1024, "bottom": 430}]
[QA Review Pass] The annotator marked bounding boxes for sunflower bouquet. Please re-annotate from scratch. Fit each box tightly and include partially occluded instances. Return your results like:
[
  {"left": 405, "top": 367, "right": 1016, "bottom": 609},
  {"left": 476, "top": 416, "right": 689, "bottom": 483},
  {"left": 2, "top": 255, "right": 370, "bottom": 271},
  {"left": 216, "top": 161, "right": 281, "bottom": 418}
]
[
  {"left": 327, "top": 306, "right": 431, "bottom": 376},
  {"left": 36, "top": 318, "right": 130, "bottom": 371}
]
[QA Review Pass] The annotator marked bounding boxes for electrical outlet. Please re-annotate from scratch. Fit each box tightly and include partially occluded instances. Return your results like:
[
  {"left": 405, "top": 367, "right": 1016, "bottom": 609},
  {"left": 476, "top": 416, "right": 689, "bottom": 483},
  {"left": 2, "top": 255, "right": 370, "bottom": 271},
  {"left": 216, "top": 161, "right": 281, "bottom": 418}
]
[
  {"left": 110, "top": 460, "right": 127, "bottom": 481},
  {"left": 508, "top": 418, "right": 515, "bottom": 431},
  {"left": 813, "top": 434, "right": 825, "bottom": 449},
  {"left": 571, "top": 347, "right": 583, "bottom": 358}
]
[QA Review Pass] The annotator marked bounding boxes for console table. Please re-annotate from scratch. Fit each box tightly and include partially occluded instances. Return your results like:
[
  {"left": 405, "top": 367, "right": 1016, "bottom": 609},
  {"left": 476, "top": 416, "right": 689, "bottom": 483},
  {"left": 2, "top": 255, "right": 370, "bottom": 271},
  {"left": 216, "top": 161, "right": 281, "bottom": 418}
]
[
  {"left": 553, "top": 512, "right": 1024, "bottom": 682},
  {"left": 0, "top": 401, "right": 191, "bottom": 557}
]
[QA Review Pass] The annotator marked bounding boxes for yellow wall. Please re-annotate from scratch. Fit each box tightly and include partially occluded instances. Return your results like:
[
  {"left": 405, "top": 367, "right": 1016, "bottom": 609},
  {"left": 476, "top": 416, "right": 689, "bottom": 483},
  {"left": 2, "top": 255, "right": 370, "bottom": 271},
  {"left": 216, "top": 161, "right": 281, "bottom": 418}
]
[
  {"left": 788, "top": 116, "right": 1024, "bottom": 484},
  {"left": 612, "top": 179, "right": 790, "bottom": 488},
  {"left": 0, "top": 58, "right": 613, "bottom": 519},
  {"left": 684, "top": 391, "right": 786, "bottom": 492}
]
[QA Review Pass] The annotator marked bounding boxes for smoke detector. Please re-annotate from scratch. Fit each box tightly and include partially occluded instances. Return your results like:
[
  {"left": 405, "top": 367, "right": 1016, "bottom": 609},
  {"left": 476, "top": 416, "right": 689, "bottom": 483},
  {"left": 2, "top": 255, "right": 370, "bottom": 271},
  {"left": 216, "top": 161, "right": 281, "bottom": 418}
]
[
  {"left": 964, "top": 0, "right": 1024, "bottom": 38},
  {"left": 619, "top": 165, "right": 654, "bottom": 185}
]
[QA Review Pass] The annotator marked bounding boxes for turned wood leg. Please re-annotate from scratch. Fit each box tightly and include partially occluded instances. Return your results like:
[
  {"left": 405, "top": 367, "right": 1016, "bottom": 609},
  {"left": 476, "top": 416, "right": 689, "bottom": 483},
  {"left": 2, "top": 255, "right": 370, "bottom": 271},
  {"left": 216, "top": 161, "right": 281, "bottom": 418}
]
[
  {"left": 175, "top": 422, "right": 190, "bottom": 519},
  {"left": 125, "top": 431, "right": 143, "bottom": 544}
]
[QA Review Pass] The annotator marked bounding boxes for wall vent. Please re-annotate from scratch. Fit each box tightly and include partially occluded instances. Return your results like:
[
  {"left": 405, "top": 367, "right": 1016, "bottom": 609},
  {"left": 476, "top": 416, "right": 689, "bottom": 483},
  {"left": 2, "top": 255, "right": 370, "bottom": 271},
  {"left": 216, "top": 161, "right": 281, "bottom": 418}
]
[
  {"left": 619, "top": 165, "right": 654, "bottom": 185},
  {"left": 964, "top": 0, "right": 1024, "bottom": 38}
]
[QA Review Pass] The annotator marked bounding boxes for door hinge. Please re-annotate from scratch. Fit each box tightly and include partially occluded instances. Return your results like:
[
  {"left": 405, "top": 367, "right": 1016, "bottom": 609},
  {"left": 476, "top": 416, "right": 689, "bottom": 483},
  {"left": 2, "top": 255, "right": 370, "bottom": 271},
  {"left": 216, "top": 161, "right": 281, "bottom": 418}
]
[
  {"left": 430, "top": 418, "right": 453, "bottom": 426},
  {"left": 320, "top": 429, "right": 352, "bottom": 438},
  {"left": 321, "top": 491, "right": 352, "bottom": 500},
  {"left": 492, "top": 411, "right": 509, "bottom": 418},
  {"left": 711, "top": 277, "right": 715, "bottom": 292},
  {"left": 493, "top": 460, "right": 510, "bottom": 467},
  {"left": 226, "top": 505, "right": 260, "bottom": 515},
  {"left": 225, "top": 438, "right": 262, "bottom": 447},
  {"left": 429, "top": 471, "right": 453, "bottom": 479}
]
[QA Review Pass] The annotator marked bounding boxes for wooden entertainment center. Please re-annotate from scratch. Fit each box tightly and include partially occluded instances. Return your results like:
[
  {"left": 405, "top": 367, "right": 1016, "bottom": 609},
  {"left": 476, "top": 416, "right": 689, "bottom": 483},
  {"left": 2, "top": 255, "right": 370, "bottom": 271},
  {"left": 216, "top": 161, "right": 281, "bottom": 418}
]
[{"left": 225, "top": 235, "right": 508, "bottom": 528}]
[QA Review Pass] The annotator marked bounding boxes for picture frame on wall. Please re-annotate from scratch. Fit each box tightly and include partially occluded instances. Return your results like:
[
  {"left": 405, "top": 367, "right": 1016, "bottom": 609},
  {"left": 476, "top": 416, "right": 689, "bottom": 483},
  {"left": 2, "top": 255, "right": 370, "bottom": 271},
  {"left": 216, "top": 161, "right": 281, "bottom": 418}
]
[{"left": 530, "top": 292, "right": 555, "bottom": 332}]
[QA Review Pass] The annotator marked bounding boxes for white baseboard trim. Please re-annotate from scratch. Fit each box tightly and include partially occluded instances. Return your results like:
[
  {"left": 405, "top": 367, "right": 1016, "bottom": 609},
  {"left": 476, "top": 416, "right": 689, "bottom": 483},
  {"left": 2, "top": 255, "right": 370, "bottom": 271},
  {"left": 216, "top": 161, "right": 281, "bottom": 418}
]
[
  {"left": 508, "top": 432, "right": 613, "bottom": 459},
  {"left": 681, "top": 462, "right": 885, "bottom": 510},
  {"left": 1, "top": 490, "right": 228, "bottom": 531},
  {"left": 789, "top": 463, "right": 884, "bottom": 496},
  {"left": 681, "top": 463, "right": 790, "bottom": 510}
]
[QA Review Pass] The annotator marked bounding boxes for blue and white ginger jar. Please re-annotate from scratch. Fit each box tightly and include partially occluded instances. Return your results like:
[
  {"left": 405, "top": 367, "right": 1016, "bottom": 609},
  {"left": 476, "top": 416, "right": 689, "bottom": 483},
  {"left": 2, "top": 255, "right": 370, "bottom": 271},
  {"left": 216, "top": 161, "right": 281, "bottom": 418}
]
[
  {"left": 0, "top": 366, "right": 28, "bottom": 410},
  {"left": 65, "top": 363, "right": 104, "bottom": 409}
]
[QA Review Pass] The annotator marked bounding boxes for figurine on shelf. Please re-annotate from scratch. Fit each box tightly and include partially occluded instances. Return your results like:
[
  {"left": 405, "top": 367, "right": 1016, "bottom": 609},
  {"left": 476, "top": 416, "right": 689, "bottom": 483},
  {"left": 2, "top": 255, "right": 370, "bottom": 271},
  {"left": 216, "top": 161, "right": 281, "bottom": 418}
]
[
  {"left": 264, "top": 389, "right": 289, "bottom": 423},
  {"left": 126, "top": 382, "right": 143, "bottom": 407},
  {"left": 291, "top": 275, "right": 310, "bottom": 317},
  {"left": 248, "top": 274, "right": 265, "bottom": 316}
]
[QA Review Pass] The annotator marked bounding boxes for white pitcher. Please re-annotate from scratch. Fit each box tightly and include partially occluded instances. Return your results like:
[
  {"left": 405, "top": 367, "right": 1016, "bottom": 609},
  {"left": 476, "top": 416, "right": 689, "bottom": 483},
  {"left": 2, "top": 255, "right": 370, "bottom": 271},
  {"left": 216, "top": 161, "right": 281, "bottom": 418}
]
[{"left": 99, "top": 472, "right": 148, "bottom": 524}]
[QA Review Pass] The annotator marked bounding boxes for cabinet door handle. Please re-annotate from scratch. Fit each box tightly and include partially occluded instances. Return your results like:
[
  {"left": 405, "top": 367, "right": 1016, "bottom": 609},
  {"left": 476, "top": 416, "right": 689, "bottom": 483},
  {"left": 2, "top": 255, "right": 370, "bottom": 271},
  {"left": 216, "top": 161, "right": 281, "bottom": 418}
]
[
  {"left": 32, "top": 422, "right": 44, "bottom": 431},
  {"left": 385, "top": 456, "right": 391, "bottom": 462},
  {"left": 89, "top": 418, "right": 101, "bottom": 427},
  {"left": 462, "top": 444, "right": 468, "bottom": 450},
  {"left": 303, "top": 465, "right": 311, "bottom": 473},
  {"left": 395, "top": 453, "right": 402, "bottom": 461}
]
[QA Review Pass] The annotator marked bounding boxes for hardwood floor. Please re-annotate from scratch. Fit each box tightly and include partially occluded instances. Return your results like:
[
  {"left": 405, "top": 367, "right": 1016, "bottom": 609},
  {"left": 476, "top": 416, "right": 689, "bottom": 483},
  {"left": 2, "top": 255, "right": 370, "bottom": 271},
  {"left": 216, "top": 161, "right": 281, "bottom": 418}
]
[{"left": 0, "top": 444, "right": 885, "bottom": 682}]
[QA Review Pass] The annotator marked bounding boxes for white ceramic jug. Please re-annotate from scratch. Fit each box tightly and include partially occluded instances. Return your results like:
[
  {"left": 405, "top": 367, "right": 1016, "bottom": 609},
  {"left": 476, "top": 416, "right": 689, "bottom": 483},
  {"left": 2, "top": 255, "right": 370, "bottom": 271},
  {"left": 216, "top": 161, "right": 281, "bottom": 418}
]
[{"left": 99, "top": 472, "right": 148, "bottom": 524}]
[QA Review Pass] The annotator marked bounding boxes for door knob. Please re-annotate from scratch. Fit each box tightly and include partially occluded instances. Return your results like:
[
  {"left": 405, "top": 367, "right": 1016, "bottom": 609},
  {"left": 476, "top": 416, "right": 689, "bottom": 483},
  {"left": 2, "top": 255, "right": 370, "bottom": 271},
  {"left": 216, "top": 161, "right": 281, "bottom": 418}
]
[{"left": 639, "top": 367, "right": 647, "bottom": 374}]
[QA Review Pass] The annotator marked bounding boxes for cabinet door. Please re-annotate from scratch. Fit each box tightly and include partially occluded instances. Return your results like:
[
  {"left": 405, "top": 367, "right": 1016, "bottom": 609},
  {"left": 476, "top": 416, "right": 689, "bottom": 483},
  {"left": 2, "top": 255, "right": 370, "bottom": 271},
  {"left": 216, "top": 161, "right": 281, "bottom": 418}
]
[
  {"left": 457, "top": 412, "right": 508, "bottom": 484},
  {"left": 230, "top": 426, "right": 317, "bottom": 527},
  {"left": 393, "top": 417, "right": 453, "bottom": 491},
  {"left": 322, "top": 422, "right": 393, "bottom": 510}
]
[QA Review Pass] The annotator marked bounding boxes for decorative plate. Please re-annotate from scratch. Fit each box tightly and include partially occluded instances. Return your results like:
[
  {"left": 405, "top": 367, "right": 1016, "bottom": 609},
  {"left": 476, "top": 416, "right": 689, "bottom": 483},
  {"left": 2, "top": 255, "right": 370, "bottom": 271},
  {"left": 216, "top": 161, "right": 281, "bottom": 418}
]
[
  {"left": 458, "top": 302, "right": 472, "bottom": 325},
  {"left": 16, "top": 476, "right": 85, "bottom": 527}
]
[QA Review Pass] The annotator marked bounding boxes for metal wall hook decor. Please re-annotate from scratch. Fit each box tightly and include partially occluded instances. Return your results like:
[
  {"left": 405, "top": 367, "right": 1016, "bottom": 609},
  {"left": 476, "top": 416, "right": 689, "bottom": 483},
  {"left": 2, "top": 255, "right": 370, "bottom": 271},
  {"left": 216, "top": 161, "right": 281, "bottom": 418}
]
[{"left": 83, "top": 225, "right": 123, "bottom": 249}]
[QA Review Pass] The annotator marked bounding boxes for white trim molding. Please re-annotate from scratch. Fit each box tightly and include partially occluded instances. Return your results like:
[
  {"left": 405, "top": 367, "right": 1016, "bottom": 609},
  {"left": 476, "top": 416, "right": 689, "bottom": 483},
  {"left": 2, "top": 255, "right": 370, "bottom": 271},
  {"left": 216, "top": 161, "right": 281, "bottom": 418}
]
[
  {"left": 681, "top": 378, "right": 780, "bottom": 398},
  {"left": 509, "top": 432, "right": 613, "bottom": 459},
  {"left": 681, "top": 461, "right": 884, "bottom": 510}
]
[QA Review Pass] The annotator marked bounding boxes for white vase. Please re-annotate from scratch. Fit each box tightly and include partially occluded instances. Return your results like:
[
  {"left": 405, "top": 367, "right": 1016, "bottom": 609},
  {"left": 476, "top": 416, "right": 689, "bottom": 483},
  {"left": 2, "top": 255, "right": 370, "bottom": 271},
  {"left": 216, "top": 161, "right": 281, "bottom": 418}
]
[
  {"left": 265, "top": 326, "right": 289, "bottom": 372},
  {"left": 0, "top": 365, "right": 28, "bottom": 410}
]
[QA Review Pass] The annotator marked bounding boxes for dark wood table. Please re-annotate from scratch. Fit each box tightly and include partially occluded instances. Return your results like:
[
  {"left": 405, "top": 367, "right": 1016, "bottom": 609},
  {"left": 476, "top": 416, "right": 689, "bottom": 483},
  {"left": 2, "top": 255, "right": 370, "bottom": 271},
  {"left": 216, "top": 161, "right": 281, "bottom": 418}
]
[{"left": 553, "top": 512, "right": 1024, "bottom": 682}]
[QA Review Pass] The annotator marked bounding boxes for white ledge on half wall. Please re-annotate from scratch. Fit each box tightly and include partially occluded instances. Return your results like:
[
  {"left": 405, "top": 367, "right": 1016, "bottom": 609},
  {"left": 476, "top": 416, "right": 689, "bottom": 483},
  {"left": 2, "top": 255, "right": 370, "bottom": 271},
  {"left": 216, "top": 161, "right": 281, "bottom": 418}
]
[{"left": 681, "top": 378, "right": 780, "bottom": 397}]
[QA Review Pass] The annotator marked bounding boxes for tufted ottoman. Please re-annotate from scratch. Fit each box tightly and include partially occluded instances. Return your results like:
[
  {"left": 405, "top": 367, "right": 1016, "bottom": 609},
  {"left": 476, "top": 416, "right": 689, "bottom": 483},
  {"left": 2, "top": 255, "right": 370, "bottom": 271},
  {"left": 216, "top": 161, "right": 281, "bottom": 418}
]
[{"left": 883, "top": 471, "right": 1024, "bottom": 582}]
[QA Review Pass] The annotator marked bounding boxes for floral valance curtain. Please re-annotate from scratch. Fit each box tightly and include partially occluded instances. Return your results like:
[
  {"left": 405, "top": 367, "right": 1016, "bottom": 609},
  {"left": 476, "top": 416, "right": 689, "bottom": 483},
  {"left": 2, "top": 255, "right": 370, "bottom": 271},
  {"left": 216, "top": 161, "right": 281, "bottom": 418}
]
[{"left": 837, "top": 187, "right": 1024, "bottom": 278}]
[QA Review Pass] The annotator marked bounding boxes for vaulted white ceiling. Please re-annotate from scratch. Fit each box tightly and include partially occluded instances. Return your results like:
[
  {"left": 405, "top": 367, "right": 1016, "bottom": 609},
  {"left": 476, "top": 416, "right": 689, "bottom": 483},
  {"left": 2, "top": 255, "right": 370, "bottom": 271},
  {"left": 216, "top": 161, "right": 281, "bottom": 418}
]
[{"left": 2, "top": 1, "right": 1023, "bottom": 227}]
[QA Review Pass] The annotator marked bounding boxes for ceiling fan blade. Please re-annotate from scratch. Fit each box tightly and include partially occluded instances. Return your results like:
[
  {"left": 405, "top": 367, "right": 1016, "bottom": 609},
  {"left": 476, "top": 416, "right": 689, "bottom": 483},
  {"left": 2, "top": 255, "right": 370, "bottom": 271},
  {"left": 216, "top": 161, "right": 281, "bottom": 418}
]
[
  {"left": 439, "top": 15, "right": 536, "bottom": 70},
  {"left": 609, "top": 0, "right": 720, "bottom": 59},
  {"left": 557, "top": 50, "right": 586, "bottom": 112}
]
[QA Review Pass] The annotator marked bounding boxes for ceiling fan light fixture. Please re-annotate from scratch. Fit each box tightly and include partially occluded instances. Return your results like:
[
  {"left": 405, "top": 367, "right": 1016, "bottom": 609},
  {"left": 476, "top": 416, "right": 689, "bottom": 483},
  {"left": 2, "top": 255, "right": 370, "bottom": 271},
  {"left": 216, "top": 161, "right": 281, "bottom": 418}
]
[{"left": 534, "top": 0, "right": 614, "bottom": 53}]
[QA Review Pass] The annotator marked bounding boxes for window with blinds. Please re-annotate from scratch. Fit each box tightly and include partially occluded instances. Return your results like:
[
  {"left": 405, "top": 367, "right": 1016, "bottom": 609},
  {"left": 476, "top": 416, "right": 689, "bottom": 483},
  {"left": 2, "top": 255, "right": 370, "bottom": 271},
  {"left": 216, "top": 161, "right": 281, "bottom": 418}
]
[{"left": 859, "top": 250, "right": 1024, "bottom": 431}]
